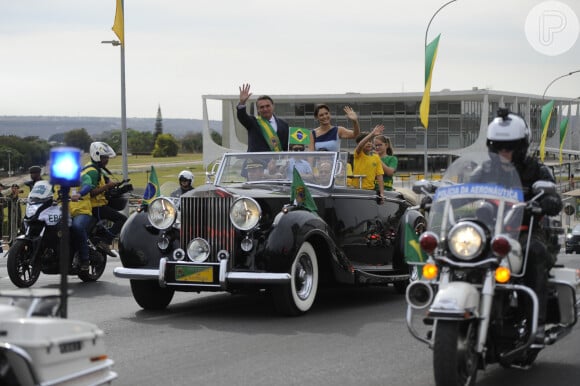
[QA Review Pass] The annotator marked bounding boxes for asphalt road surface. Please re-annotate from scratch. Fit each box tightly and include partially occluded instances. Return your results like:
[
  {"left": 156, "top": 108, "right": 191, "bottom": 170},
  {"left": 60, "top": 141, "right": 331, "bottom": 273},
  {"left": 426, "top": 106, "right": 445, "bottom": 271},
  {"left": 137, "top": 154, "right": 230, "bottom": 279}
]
[{"left": 1, "top": 254, "right": 579, "bottom": 386}]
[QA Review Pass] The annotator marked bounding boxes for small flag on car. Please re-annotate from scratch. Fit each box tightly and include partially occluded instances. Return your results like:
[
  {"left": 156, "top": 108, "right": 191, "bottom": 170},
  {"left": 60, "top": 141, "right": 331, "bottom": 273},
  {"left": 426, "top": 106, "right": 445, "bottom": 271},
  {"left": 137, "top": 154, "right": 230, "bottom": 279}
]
[
  {"left": 290, "top": 166, "right": 317, "bottom": 212},
  {"left": 142, "top": 165, "right": 160, "bottom": 205}
]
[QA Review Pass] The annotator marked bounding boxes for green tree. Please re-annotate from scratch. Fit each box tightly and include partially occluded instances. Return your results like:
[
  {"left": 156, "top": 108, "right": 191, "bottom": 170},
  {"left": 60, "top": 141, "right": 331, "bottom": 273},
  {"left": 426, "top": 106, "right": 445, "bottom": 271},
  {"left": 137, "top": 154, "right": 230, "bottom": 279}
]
[
  {"left": 152, "top": 133, "right": 178, "bottom": 157},
  {"left": 64, "top": 128, "right": 92, "bottom": 152},
  {"left": 181, "top": 133, "right": 202, "bottom": 153},
  {"left": 210, "top": 130, "right": 222, "bottom": 146},
  {"left": 154, "top": 105, "right": 163, "bottom": 142}
]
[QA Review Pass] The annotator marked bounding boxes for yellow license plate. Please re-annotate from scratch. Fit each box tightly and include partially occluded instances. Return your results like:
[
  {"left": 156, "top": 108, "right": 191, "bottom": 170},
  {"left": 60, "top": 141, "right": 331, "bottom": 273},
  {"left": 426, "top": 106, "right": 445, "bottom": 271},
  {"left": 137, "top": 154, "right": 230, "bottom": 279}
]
[{"left": 175, "top": 265, "right": 214, "bottom": 283}]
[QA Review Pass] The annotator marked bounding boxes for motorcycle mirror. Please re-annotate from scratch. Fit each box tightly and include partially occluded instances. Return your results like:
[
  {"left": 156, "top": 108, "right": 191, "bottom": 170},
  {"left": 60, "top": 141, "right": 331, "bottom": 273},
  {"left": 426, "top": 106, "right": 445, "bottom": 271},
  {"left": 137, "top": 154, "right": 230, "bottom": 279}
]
[
  {"left": 412, "top": 180, "right": 436, "bottom": 195},
  {"left": 532, "top": 180, "right": 556, "bottom": 195}
]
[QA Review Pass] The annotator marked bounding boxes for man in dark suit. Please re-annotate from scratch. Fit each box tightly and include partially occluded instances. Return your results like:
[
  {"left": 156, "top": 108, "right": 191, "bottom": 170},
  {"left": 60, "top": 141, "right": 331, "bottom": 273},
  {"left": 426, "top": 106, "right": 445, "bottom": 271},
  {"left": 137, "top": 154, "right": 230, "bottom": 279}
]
[{"left": 236, "top": 83, "right": 289, "bottom": 152}]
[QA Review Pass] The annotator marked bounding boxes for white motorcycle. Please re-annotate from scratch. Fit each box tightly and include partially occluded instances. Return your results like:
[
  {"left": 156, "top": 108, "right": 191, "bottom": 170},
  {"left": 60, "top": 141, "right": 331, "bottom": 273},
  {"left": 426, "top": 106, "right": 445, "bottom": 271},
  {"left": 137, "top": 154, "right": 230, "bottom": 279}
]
[
  {"left": 0, "top": 288, "right": 117, "bottom": 385},
  {"left": 405, "top": 152, "right": 579, "bottom": 385}
]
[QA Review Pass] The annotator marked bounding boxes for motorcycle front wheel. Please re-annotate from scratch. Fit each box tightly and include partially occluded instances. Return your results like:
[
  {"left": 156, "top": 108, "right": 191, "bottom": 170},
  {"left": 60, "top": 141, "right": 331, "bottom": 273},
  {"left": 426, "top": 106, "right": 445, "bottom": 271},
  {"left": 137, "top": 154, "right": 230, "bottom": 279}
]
[
  {"left": 433, "top": 320, "right": 479, "bottom": 386},
  {"left": 7, "top": 239, "right": 41, "bottom": 288}
]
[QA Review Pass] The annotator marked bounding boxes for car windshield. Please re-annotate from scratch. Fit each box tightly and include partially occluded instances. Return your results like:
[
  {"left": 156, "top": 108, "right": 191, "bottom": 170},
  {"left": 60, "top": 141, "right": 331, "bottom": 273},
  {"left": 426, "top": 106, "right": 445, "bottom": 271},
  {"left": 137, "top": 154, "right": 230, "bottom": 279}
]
[{"left": 215, "top": 151, "right": 345, "bottom": 188}]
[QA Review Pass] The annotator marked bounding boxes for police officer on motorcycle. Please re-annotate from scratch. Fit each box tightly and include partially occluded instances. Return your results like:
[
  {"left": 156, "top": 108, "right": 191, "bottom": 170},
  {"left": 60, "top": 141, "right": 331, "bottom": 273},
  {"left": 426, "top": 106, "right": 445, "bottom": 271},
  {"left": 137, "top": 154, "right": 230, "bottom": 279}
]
[{"left": 475, "top": 108, "right": 562, "bottom": 340}]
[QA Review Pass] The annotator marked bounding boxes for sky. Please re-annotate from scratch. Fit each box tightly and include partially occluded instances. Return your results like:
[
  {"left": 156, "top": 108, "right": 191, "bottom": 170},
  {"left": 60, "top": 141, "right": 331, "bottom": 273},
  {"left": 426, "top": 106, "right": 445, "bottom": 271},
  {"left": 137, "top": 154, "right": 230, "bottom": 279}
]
[{"left": 1, "top": 0, "right": 579, "bottom": 121}]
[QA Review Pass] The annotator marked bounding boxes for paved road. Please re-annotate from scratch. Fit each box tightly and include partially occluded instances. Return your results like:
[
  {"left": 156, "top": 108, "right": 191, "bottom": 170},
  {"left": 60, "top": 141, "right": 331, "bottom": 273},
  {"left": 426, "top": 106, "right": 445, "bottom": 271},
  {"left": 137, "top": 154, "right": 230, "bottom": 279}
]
[{"left": 0, "top": 255, "right": 579, "bottom": 386}]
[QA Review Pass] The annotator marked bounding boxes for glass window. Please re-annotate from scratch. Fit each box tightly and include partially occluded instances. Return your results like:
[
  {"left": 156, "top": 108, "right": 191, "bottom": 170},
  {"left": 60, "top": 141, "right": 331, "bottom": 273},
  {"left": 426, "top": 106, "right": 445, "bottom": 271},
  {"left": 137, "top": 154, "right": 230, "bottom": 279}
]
[
  {"left": 449, "top": 103, "right": 461, "bottom": 114},
  {"left": 383, "top": 103, "right": 395, "bottom": 115},
  {"left": 437, "top": 133, "right": 448, "bottom": 148}
]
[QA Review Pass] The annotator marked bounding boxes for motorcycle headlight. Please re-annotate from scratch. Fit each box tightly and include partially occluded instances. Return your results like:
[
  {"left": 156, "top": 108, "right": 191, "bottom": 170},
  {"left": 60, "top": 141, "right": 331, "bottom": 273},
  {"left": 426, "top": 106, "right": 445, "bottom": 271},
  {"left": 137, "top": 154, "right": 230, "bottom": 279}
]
[
  {"left": 447, "top": 222, "right": 485, "bottom": 261},
  {"left": 148, "top": 197, "right": 177, "bottom": 230},
  {"left": 187, "top": 238, "right": 210, "bottom": 262},
  {"left": 229, "top": 197, "right": 261, "bottom": 231}
]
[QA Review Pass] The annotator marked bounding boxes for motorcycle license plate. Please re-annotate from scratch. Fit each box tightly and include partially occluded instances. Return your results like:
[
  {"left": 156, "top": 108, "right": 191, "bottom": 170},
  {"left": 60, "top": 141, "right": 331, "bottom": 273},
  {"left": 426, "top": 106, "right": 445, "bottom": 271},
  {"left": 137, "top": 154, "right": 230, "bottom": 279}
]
[{"left": 174, "top": 265, "right": 214, "bottom": 283}]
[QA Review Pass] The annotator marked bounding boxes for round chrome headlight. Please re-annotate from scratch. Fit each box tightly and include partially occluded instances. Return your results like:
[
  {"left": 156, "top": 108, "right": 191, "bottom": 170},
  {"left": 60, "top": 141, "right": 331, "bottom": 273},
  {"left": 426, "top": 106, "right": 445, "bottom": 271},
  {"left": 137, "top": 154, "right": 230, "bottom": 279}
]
[
  {"left": 447, "top": 222, "right": 485, "bottom": 261},
  {"left": 187, "top": 238, "right": 210, "bottom": 262},
  {"left": 229, "top": 197, "right": 261, "bottom": 231},
  {"left": 147, "top": 197, "right": 177, "bottom": 230}
]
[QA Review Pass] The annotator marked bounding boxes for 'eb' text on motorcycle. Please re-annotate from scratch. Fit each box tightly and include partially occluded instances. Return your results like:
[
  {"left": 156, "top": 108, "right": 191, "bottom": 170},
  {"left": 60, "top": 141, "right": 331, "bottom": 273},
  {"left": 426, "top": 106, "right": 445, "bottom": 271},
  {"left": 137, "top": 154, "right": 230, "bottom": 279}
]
[
  {"left": 405, "top": 153, "right": 579, "bottom": 385},
  {"left": 6, "top": 180, "right": 132, "bottom": 288}
]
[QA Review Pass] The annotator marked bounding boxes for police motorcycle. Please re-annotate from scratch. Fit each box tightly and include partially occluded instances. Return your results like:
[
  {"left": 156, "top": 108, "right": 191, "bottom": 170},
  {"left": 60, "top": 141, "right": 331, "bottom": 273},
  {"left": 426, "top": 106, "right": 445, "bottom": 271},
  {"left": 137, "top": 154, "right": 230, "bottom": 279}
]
[
  {"left": 0, "top": 288, "right": 118, "bottom": 385},
  {"left": 405, "top": 152, "right": 579, "bottom": 385},
  {"left": 6, "top": 179, "right": 131, "bottom": 288}
]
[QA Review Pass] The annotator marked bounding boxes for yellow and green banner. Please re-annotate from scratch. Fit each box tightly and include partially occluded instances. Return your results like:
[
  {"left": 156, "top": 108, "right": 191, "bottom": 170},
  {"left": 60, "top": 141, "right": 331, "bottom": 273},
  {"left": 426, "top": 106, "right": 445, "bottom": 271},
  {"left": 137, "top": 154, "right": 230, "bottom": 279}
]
[
  {"left": 559, "top": 117, "right": 569, "bottom": 164},
  {"left": 112, "top": 0, "right": 125, "bottom": 45},
  {"left": 540, "top": 100, "right": 554, "bottom": 162},
  {"left": 420, "top": 34, "right": 441, "bottom": 129}
]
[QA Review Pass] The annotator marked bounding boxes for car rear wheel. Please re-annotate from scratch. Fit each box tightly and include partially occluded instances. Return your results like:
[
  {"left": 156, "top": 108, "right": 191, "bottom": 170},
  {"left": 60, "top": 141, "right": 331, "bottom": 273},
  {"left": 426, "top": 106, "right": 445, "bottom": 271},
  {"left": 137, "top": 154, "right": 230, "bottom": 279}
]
[
  {"left": 272, "top": 241, "right": 319, "bottom": 316},
  {"left": 130, "top": 280, "right": 175, "bottom": 310}
]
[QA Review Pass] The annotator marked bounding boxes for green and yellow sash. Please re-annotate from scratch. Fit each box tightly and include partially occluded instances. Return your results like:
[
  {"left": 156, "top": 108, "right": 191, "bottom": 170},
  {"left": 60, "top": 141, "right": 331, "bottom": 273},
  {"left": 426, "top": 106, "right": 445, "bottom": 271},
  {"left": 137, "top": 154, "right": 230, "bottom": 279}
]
[{"left": 256, "top": 117, "right": 282, "bottom": 151}]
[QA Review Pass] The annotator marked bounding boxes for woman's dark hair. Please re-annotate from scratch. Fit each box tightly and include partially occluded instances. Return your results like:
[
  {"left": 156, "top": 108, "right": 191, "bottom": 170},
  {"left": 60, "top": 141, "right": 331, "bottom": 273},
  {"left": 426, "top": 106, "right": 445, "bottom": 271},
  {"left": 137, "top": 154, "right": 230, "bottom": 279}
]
[
  {"left": 314, "top": 104, "right": 330, "bottom": 118},
  {"left": 374, "top": 135, "right": 394, "bottom": 156}
]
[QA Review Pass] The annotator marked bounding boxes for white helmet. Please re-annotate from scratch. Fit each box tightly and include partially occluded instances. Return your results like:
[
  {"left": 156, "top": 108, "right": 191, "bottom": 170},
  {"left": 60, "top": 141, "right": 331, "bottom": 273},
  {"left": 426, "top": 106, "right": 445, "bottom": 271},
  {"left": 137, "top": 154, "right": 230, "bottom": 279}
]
[
  {"left": 486, "top": 108, "right": 531, "bottom": 163},
  {"left": 28, "top": 180, "right": 53, "bottom": 203},
  {"left": 89, "top": 142, "right": 116, "bottom": 163},
  {"left": 178, "top": 170, "right": 194, "bottom": 184}
]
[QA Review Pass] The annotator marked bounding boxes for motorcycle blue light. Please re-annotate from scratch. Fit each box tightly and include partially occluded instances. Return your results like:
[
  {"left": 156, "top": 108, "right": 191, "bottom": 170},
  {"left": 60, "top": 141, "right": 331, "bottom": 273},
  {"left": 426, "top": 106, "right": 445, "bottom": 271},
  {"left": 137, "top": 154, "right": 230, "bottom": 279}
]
[{"left": 50, "top": 147, "right": 81, "bottom": 186}]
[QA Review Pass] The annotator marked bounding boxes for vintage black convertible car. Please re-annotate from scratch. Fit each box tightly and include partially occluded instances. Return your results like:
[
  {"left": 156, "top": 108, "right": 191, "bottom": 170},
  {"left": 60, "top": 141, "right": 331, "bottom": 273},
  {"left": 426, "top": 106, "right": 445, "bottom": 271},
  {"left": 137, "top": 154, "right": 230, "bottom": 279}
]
[{"left": 114, "top": 151, "right": 425, "bottom": 315}]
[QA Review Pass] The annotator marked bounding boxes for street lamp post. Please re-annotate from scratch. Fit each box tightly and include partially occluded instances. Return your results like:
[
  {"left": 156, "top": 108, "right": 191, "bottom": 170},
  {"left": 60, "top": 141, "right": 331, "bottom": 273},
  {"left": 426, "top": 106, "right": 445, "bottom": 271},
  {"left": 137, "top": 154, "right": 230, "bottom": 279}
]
[
  {"left": 542, "top": 70, "right": 580, "bottom": 99},
  {"left": 423, "top": 0, "right": 457, "bottom": 178},
  {"left": 101, "top": 39, "right": 129, "bottom": 185}
]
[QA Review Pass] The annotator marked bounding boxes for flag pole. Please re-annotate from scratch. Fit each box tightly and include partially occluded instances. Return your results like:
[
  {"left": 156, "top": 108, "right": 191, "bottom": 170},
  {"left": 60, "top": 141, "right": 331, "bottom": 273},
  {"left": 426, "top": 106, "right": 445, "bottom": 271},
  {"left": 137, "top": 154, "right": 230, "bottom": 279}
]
[{"left": 422, "top": 0, "right": 457, "bottom": 178}]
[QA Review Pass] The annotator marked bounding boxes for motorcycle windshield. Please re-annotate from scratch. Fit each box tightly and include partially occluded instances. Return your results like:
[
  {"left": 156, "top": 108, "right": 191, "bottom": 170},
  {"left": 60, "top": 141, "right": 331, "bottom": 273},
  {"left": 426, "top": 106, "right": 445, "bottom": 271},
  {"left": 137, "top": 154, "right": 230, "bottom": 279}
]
[{"left": 428, "top": 152, "right": 524, "bottom": 243}]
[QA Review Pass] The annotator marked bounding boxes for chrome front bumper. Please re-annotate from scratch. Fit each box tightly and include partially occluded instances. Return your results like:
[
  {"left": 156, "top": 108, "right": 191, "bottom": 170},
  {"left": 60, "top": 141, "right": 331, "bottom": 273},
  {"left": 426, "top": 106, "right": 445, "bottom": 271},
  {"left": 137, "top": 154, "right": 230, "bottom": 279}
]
[{"left": 113, "top": 258, "right": 291, "bottom": 290}]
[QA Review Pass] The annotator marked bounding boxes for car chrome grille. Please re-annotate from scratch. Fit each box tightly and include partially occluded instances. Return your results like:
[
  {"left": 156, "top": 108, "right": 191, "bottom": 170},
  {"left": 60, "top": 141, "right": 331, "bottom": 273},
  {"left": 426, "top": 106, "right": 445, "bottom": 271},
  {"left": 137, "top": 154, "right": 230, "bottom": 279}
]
[{"left": 180, "top": 196, "right": 235, "bottom": 262}]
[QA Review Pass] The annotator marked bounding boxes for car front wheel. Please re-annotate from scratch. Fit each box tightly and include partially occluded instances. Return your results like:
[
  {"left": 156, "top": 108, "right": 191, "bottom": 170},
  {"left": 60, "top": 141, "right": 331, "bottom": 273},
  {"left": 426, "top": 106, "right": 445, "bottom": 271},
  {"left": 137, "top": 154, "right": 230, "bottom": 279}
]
[
  {"left": 130, "top": 280, "right": 175, "bottom": 310},
  {"left": 272, "top": 241, "right": 319, "bottom": 316}
]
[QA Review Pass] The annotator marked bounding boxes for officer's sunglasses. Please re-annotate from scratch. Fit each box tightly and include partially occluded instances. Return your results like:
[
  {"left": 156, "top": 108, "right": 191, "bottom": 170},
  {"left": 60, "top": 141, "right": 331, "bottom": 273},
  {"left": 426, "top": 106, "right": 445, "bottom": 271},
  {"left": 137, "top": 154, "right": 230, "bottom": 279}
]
[{"left": 490, "top": 140, "right": 519, "bottom": 152}]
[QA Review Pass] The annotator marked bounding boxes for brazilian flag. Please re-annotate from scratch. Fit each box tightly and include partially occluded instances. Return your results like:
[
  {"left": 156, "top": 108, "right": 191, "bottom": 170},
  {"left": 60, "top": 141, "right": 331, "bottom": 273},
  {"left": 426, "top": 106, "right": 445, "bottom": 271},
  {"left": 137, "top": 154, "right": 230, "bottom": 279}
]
[
  {"left": 289, "top": 127, "right": 312, "bottom": 146},
  {"left": 142, "top": 165, "right": 160, "bottom": 205},
  {"left": 290, "top": 167, "right": 317, "bottom": 212}
]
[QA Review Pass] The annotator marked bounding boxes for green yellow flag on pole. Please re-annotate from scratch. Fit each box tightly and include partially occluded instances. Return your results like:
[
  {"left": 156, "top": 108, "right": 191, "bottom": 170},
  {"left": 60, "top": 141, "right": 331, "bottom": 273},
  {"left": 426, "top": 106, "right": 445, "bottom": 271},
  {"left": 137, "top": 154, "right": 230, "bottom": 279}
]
[
  {"left": 559, "top": 117, "right": 569, "bottom": 164},
  {"left": 112, "top": 0, "right": 125, "bottom": 45},
  {"left": 419, "top": 34, "right": 441, "bottom": 129},
  {"left": 142, "top": 166, "right": 160, "bottom": 205},
  {"left": 539, "top": 100, "right": 554, "bottom": 162},
  {"left": 291, "top": 167, "right": 318, "bottom": 212}
]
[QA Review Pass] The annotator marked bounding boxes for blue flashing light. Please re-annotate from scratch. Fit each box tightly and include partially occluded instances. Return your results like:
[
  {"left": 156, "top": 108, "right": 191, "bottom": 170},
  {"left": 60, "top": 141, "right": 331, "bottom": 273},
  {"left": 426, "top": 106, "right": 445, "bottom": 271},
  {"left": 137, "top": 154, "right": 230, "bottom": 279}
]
[{"left": 50, "top": 147, "right": 81, "bottom": 186}]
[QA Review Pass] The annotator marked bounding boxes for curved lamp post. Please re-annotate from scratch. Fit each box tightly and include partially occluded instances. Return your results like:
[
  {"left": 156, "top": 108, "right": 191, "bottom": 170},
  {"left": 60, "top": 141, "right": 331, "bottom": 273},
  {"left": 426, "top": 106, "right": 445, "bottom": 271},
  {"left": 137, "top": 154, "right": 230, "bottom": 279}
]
[
  {"left": 422, "top": 0, "right": 458, "bottom": 177},
  {"left": 542, "top": 70, "right": 580, "bottom": 99}
]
